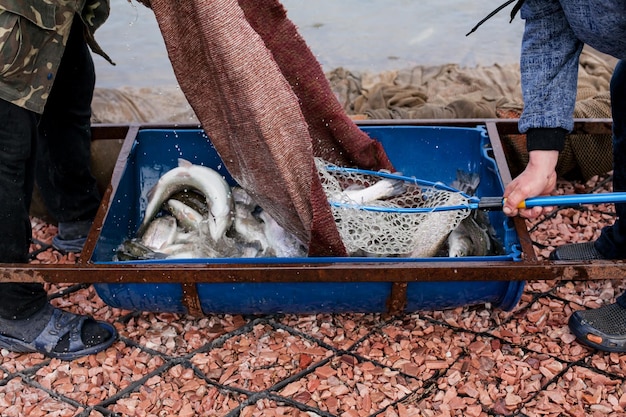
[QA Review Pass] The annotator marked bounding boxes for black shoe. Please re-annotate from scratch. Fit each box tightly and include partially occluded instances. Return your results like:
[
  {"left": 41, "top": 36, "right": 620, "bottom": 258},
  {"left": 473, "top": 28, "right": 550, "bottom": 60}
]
[
  {"left": 549, "top": 241, "right": 606, "bottom": 260},
  {"left": 569, "top": 303, "right": 626, "bottom": 352}
]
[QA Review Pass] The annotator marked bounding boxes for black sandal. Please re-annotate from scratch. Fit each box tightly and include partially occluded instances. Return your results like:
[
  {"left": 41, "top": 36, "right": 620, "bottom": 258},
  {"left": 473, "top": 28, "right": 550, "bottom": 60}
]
[{"left": 0, "top": 308, "right": 117, "bottom": 360}]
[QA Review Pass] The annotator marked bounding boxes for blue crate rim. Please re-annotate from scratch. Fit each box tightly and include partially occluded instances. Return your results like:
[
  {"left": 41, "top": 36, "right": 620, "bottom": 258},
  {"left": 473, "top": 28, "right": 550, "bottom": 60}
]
[{"left": 94, "top": 123, "right": 522, "bottom": 264}]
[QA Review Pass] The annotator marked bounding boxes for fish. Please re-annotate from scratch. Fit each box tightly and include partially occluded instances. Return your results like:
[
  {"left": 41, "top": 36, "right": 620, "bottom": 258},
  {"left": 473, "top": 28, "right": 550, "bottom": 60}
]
[
  {"left": 231, "top": 186, "right": 256, "bottom": 207},
  {"left": 129, "top": 175, "right": 310, "bottom": 260},
  {"left": 140, "top": 215, "right": 178, "bottom": 250},
  {"left": 137, "top": 158, "right": 233, "bottom": 242},
  {"left": 447, "top": 213, "right": 492, "bottom": 257},
  {"left": 239, "top": 242, "right": 263, "bottom": 258},
  {"left": 446, "top": 169, "right": 503, "bottom": 257},
  {"left": 339, "top": 176, "right": 406, "bottom": 204},
  {"left": 258, "top": 210, "right": 307, "bottom": 258},
  {"left": 172, "top": 230, "right": 196, "bottom": 244},
  {"left": 158, "top": 242, "right": 211, "bottom": 259},
  {"left": 233, "top": 204, "right": 272, "bottom": 254},
  {"left": 165, "top": 198, "right": 204, "bottom": 232},
  {"left": 230, "top": 187, "right": 272, "bottom": 255},
  {"left": 168, "top": 190, "right": 210, "bottom": 217},
  {"left": 115, "top": 239, "right": 167, "bottom": 261},
  {"left": 450, "top": 169, "right": 480, "bottom": 196}
]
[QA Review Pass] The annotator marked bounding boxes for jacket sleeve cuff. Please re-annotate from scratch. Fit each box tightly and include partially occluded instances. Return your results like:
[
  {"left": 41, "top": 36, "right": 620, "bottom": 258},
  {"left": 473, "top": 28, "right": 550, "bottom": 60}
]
[{"left": 525, "top": 128, "right": 567, "bottom": 152}]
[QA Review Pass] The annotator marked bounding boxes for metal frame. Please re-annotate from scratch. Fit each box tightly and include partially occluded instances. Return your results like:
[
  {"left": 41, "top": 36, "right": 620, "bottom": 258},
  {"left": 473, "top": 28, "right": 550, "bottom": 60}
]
[{"left": 3, "top": 119, "right": 624, "bottom": 286}]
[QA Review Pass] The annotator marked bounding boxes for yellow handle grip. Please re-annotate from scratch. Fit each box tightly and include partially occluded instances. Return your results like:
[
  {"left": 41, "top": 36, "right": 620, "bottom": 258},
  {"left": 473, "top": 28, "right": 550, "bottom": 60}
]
[{"left": 502, "top": 197, "right": 527, "bottom": 209}]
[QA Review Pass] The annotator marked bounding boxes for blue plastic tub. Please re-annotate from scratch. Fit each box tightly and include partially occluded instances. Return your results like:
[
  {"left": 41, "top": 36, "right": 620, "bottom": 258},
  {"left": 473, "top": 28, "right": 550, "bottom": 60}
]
[{"left": 91, "top": 125, "right": 524, "bottom": 314}]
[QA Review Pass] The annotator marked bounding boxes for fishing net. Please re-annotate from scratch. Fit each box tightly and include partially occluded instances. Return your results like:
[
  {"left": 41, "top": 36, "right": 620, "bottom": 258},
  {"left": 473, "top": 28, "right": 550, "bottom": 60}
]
[
  {"left": 315, "top": 158, "right": 470, "bottom": 257},
  {"left": 147, "top": 0, "right": 393, "bottom": 257}
]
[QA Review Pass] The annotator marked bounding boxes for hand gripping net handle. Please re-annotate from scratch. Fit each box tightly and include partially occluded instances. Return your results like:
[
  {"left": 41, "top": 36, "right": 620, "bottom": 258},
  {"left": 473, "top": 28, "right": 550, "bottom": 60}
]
[{"left": 315, "top": 158, "right": 473, "bottom": 257}]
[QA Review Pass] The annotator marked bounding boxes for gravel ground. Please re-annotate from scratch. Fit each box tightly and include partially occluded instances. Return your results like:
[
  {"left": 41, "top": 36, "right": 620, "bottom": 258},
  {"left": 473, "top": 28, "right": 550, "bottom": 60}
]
[{"left": 0, "top": 174, "right": 623, "bottom": 417}]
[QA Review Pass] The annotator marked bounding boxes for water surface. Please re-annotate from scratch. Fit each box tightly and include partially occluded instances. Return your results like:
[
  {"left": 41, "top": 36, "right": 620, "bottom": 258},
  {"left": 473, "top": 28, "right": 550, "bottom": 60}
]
[{"left": 93, "top": 0, "right": 524, "bottom": 88}]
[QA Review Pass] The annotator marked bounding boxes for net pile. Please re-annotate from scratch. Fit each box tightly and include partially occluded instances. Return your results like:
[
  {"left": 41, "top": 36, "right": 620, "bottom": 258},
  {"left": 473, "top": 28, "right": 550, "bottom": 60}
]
[{"left": 315, "top": 158, "right": 470, "bottom": 257}]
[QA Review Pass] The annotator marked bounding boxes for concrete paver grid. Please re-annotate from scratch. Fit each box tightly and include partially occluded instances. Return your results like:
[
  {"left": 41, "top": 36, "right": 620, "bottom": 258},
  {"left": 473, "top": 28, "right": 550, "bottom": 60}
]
[{"left": 0, "top": 277, "right": 625, "bottom": 417}]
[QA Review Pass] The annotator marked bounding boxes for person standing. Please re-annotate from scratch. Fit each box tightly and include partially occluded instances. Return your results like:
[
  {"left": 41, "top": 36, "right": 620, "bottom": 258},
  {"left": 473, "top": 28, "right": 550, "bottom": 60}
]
[
  {"left": 0, "top": 1, "right": 117, "bottom": 359},
  {"left": 501, "top": 0, "right": 626, "bottom": 352}
]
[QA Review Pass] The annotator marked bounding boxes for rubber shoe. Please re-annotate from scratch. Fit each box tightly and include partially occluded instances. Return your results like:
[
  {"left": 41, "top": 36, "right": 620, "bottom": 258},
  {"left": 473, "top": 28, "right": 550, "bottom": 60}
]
[
  {"left": 549, "top": 241, "right": 606, "bottom": 261},
  {"left": 569, "top": 303, "right": 626, "bottom": 352}
]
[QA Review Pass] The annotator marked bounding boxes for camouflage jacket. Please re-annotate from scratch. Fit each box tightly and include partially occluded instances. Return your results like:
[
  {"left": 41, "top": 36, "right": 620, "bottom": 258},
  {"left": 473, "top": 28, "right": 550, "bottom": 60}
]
[{"left": 0, "top": 0, "right": 111, "bottom": 114}]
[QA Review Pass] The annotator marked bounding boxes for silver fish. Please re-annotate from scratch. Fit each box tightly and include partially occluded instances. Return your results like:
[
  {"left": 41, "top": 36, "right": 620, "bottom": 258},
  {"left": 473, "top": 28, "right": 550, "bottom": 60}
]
[
  {"left": 239, "top": 242, "right": 263, "bottom": 258},
  {"left": 258, "top": 210, "right": 307, "bottom": 258},
  {"left": 166, "top": 199, "right": 204, "bottom": 232},
  {"left": 231, "top": 186, "right": 255, "bottom": 207},
  {"left": 115, "top": 239, "right": 167, "bottom": 261},
  {"left": 159, "top": 242, "right": 210, "bottom": 259},
  {"left": 340, "top": 177, "right": 406, "bottom": 204},
  {"left": 137, "top": 158, "right": 233, "bottom": 241},
  {"left": 168, "top": 190, "right": 210, "bottom": 217},
  {"left": 446, "top": 170, "right": 502, "bottom": 257},
  {"left": 233, "top": 205, "right": 272, "bottom": 254},
  {"left": 450, "top": 169, "right": 480, "bottom": 196},
  {"left": 172, "top": 230, "right": 196, "bottom": 244},
  {"left": 140, "top": 215, "right": 178, "bottom": 250},
  {"left": 230, "top": 187, "right": 272, "bottom": 254},
  {"left": 447, "top": 213, "right": 491, "bottom": 257}
]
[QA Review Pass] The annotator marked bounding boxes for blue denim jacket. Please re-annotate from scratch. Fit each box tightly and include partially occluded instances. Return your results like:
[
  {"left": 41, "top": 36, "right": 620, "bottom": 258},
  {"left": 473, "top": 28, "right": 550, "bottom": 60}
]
[{"left": 519, "top": 0, "right": 626, "bottom": 149}]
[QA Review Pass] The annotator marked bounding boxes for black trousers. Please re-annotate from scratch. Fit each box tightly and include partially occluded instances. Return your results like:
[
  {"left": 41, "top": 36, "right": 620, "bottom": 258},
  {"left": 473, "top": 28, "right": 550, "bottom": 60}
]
[
  {"left": 0, "top": 17, "right": 100, "bottom": 319},
  {"left": 599, "top": 60, "right": 626, "bottom": 260}
]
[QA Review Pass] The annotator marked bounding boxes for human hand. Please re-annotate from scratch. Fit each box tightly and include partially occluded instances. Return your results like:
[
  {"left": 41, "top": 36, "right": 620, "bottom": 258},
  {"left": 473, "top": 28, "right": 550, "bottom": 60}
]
[{"left": 502, "top": 150, "right": 559, "bottom": 218}]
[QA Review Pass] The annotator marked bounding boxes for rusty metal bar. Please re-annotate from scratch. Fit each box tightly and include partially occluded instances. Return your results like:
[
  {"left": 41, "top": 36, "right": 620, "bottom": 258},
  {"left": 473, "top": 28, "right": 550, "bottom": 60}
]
[
  {"left": 1, "top": 260, "right": 624, "bottom": 284},
  {"left": 386, "top": 282, "right": 408, "bottom": 315},
  {"left": 80, "top": 124, "right": 140, "bottom": 264},
  {"left": 484, "top": 120, "right": 540, "bottom": 263},
  {"left": 181, "top": 283, "right": 203, "bottom": 316},
  {"left": 485, "top": 120, "right": 513, "bottom": 186}
]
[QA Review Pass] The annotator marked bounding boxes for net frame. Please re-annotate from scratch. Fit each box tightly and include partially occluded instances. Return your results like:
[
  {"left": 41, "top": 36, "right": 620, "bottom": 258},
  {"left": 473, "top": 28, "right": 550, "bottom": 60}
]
[{"left": 315, "top": 158, "right": 473, "bottom": 257}]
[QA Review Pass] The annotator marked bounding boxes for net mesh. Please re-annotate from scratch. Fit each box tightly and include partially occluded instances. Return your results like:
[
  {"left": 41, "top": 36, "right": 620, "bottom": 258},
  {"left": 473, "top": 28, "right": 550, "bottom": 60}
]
[{"left": 315, "top": 158, "right": 471, "bottom": 257}]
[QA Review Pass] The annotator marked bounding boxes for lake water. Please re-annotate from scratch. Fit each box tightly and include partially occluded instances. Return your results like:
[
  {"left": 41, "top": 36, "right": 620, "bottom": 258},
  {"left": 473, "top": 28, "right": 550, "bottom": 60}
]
[{"left": 93, "top": 0, "right": 525, "bottom": 88}]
